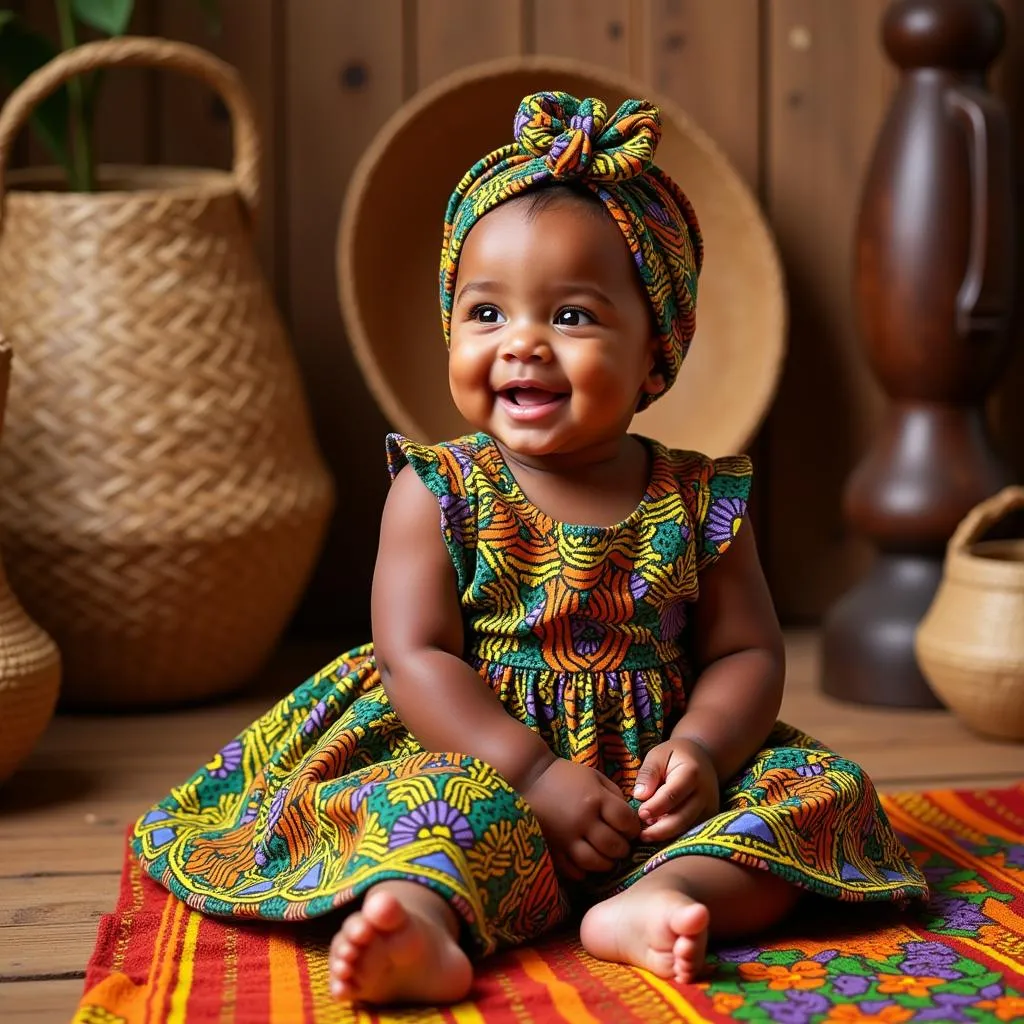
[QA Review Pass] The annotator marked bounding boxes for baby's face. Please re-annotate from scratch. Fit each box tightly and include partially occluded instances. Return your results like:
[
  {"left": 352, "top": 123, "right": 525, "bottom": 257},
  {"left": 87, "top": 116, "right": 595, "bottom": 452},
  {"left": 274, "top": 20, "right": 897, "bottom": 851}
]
[{"left": 448, "top": 195, "right": 662, "bottom": 462}]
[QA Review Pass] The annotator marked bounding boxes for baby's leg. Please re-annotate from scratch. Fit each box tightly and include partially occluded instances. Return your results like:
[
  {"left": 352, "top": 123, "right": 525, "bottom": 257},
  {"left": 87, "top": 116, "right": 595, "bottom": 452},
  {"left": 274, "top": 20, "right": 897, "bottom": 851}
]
[
  {"left": 580, "top": 856, "right": 799, "bottom": 983},
  {"left": 329, "top": 880, "right": 472, "bottom": 1004}
]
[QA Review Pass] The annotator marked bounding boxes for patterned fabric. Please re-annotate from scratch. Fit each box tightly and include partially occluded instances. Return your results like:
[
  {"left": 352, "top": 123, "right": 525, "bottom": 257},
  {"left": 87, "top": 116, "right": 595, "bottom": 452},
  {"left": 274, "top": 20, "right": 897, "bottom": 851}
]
[
  {"left": 133, "top": 433, "right": 926, "bottom": 959},
  {"left": 440, "top": 92, "right": 703, "bottom": 408},
  {"left": 88, "top": 787, "right": 1023, "bottom": 1023}
]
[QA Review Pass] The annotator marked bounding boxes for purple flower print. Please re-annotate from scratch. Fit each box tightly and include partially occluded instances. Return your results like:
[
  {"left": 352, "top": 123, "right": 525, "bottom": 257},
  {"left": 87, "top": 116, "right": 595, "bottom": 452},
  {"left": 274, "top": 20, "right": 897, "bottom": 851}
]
[
  {"left": 568, "top": 112, "right": 594, "bottom": 135},
  {"left": 901, "top": 941, "right": 960, "bottom": 977},
  {"left": 390, "top": 800, "right": 474, "bottom": 850},
  {"left": 705, "top": 496, "right": 746, "bottom": 546},
  {"left": 266, "top": 786, "right": 288, "bottom": 834},
  {"left": 659, "top": 600, "right": 686, "bottom": 640},
  {"left": 348, "top": 780, "right": 377, "bottom": 812},
  {"left": 647, "top": 201, "right": 671, "bottom": 227},
  {"left": 796, "top": 762, "right": 824, "bottom": 777},
  {"left": 833, "top": 974, "right": 871, "bottom": 996},
  {"left": 632, "top": 675, "right": 652, "bottom": 721},
  {"left": 571, "top": 617, "right": 606, "bottom": 657},
  {"left": 524, "top": 599, "right": 544, "bottom": 630},
  {"left": 302, "top": 701, "right": 328, "bottom": 736},
  {"left": 629, "top": 571, "right": 649, "bottom": 601},
  {"left": 1005, "top": 845, "right": 1024, "bottom": 868},
  {"left": 207, "top": 739, "right": 243, "bottom": 779},
  {"left": 451, "top": 445, "right": 474, "bottom": 481},
  {"left": 929, "top": 893, "right": 987, "bottom": 932},
  {"left": 761, "top": 991, "right": 829, "bottom": 1024},
  {"left": 549, "top": 134, "right": 570, "bottom": 162},
  {"left": 810, "top": 950, "right": 838, "bottom": 963},
  {"left": 916, "top": 993, "right": 981, "bottom": 1022},
  {"left": 440, "top": 494, "right": 471, "bottom": 546}
]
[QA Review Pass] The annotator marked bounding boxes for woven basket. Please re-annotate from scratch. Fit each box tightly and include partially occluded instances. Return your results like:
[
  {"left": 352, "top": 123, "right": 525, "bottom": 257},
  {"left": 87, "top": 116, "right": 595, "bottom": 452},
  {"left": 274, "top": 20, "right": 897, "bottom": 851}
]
[
  {"left": 338, "top": 56, "right": 786, "bottom": 457},
  {"left": 916, "top": 486, "right": 1024, "bottom": 741},
  {"left": 0, "top": 338, "right": 61, "bottom": 784},
  {"left": 0, "top": 38, "right": 334, "bottom": 708}
]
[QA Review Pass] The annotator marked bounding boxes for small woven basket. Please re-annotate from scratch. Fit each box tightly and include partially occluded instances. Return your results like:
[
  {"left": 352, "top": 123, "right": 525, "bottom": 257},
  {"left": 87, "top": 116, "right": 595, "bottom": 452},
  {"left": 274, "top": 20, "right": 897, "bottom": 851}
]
[
  {"left": 0, "top": 38, "right": 334, "bottom": 708},
  {"left": 0, "top": 339, "right": 61, "bottom": 784},
  {"left": 916, "top": 486, "right": 1024, "bottom": 741}
]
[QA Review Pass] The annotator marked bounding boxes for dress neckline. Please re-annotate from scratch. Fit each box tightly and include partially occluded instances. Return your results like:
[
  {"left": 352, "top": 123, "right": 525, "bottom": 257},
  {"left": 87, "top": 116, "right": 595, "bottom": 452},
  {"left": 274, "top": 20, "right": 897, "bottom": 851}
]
[{"left": 476, "top": 432, "right": 664, "bottom": 534}]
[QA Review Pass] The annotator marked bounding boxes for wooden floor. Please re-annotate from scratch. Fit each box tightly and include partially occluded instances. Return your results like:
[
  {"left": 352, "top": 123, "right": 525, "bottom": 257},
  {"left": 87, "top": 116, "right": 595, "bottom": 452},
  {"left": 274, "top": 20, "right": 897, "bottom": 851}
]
[{"left": 1, "top": 631, "right": 1021, "bottom": 1023}]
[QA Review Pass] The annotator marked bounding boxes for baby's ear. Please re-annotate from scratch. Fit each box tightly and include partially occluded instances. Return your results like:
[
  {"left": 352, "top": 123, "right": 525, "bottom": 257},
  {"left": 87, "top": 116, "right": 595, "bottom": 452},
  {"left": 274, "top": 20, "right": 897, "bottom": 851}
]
[{"left": 643, "top": 369, "right": 666, "bottom": 397}]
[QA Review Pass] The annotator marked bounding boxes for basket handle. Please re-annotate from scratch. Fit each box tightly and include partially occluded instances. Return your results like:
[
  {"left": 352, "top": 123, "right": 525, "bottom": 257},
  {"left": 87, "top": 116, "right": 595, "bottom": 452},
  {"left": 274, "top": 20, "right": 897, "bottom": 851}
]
[
  {"left": 0, "top": 36, "right": 260, "bottom": 226},
  {"left": 948, "top": 485, "right": 1024, "bottom": 552}
]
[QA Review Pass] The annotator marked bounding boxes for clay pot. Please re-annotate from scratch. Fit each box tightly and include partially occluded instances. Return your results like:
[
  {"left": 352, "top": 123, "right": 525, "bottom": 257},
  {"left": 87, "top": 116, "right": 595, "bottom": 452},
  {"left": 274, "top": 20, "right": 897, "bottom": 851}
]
[
  {"left": 0, "top": 338, "right": 61, "bottom": 784},
  {"left": 916, "top": 486, "right": 1024, "bottom": 740}
]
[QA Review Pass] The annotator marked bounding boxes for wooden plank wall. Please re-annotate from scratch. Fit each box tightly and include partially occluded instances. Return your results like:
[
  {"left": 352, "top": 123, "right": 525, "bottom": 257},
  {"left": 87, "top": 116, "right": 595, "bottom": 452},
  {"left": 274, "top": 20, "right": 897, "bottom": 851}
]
[{"left": 8, "top": 0, "right": 1024, "bottom": 640}]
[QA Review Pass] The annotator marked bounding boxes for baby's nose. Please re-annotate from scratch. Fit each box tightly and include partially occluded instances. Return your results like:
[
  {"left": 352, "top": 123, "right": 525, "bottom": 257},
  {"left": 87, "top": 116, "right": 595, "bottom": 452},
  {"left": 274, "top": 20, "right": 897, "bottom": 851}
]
[{"left": 501, "top": 327, "right": 552, "bottom": 362}]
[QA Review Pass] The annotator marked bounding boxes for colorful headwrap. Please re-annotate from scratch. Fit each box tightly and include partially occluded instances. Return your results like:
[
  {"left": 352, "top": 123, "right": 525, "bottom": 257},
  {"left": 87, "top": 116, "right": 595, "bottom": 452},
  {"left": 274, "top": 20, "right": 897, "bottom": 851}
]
[{"left": 440, "top": 91, "right": 703, "bottom": 408}]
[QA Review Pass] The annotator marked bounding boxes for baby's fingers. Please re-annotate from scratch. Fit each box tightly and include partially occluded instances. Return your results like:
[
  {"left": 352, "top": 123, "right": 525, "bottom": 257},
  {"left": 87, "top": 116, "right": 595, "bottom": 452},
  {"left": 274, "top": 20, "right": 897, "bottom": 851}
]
[
  {"left": 638, "top": 798, "right": 702, "bottom": 843},
  {"left": 638, "top": 773, "right": 694, "bottom": 824}
]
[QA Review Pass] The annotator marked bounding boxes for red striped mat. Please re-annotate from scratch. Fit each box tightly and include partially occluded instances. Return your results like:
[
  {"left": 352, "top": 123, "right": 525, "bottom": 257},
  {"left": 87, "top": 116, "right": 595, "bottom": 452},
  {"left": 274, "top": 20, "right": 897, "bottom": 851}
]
[{"left": 73, "top": 785, "right": 1024, "bottom": 1023}]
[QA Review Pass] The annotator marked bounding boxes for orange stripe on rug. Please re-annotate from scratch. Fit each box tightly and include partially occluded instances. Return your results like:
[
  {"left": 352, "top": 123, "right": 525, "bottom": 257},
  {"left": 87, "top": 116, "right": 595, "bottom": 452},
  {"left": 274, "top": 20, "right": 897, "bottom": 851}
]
[
  {"left": 935, "top": 791, "right": 1024, "bottom": 844},
  {"left": 268, "top": 931, "right": 303, "bottom": 1020},
  {"left": 514, "top": 946, "right": 603, "bottom": 1023},
  {"left": 143, "top": 895, "right": 183, "bottom": 1024}
]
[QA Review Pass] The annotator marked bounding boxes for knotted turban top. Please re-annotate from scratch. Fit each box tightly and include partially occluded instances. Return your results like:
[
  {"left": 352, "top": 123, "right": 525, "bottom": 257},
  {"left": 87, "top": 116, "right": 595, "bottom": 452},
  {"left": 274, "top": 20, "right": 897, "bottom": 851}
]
[{"left": 440, "top": 91, "right": 703, "bottom": 408}]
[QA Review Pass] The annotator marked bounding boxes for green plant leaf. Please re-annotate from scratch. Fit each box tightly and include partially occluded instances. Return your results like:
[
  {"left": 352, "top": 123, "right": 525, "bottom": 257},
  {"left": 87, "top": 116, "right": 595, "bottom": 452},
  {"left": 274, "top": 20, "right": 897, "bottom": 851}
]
[
  {"left": 71, "top": 0, "right": 133, "bottom": 36},
  {"left": 196, "top": 0, "right": 222, "bottom": 35},
  {"left": 0, "top": 18, "right": 71, "bottom": 172}
]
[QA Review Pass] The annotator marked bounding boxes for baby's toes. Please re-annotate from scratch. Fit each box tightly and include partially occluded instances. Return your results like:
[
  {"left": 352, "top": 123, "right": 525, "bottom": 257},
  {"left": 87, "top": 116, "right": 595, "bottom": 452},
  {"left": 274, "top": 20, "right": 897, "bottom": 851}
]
[{"left": 341, "top": 911, "right": 377, "bottom": 947}]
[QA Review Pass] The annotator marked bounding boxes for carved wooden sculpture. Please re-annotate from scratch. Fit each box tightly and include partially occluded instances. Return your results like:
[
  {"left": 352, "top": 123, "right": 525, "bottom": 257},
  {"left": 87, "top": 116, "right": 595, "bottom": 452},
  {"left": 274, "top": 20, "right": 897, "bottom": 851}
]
[{"left": 822, "top": 0, "right": 1016, "bottom": 706}]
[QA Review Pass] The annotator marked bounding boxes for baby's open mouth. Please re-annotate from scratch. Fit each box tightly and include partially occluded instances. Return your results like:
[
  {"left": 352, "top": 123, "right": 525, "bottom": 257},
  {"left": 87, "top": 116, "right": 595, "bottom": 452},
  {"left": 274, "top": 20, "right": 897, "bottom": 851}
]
[{"left": 500, "top": 387, "right": 568, "bottom": 406}]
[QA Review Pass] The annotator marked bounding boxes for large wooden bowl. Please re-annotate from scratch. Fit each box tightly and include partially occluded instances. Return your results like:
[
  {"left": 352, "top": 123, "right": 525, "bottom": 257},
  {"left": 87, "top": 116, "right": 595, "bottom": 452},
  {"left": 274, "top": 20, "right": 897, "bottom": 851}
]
[{"left": 339, "top": 56, "right": 786, "bottom": 457}]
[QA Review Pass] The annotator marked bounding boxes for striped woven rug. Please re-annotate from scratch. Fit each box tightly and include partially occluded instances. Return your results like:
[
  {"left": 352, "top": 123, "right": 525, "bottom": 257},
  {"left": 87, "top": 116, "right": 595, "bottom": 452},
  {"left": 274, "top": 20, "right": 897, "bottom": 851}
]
[{"left": 73, "top": 786, "right": 1024, "bottom": 1023}]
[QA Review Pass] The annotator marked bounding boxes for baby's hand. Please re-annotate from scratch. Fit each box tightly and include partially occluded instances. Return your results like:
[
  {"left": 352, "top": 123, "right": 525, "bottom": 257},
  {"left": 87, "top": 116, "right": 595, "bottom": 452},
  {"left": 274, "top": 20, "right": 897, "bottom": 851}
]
[
  {"left": 523, "top": 758, "right": 641, "bottom": 880},
  {"left": 633, "top": 738, "right": 720, "bottom": 843}
]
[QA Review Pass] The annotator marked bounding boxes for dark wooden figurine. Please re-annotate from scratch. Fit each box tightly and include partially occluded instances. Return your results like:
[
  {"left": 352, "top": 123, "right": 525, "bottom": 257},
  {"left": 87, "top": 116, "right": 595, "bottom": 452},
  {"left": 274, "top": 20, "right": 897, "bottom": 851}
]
[{"left": 822, "top": 0, "right": 1016, "bottom": 706}]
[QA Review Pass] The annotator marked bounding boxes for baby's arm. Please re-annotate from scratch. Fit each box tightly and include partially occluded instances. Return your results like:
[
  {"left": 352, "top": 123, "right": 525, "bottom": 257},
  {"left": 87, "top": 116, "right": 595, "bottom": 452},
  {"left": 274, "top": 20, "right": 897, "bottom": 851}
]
[
  {"left": 634, "top": 519, "right": 785, "bottom": 840},
  {"left": 373, "top": 466, "right": 639, "bottom": 874}
]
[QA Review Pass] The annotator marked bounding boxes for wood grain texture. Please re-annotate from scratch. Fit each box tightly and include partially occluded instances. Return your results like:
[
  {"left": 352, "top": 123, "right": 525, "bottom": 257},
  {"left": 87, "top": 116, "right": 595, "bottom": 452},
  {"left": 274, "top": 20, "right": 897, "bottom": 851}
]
[
  {"left": 0, "top": 979, "right": 85, "bottom": 1022},
  {"left": 417, "top": 0, "right": 524, "bottom": 87},
  {"left": 154, "top": 0, "right": 281, "bottom": 291},
  {"left": 764, "top": 0, "right": 896, "bottom": 621},
  {"left": 531, "top": 0, "right": 632, "bottom": 72},
  {"left": 283, "top": 1, "right": 404, "bottom": 637},
  {"left": 990, "top": 0, "right": 1024, "bottom": 479},
  {"left": 642, "top": 0, "right": 761, "bottom": 190}
]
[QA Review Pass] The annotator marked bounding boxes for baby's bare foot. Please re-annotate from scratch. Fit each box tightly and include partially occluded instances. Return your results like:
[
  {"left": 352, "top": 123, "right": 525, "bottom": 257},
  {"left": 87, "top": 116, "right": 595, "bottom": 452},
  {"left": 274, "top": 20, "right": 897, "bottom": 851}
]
[
  {"left": 328, "top": 881, "right": 472, "bottom": 1004},
  {"left": 580, "top": 884, "right": 709, "bottom": 983}
]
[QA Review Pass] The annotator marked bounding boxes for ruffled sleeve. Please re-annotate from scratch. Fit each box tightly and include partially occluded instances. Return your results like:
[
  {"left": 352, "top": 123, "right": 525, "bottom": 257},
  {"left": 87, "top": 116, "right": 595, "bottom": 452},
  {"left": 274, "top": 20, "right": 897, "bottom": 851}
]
[
  {"left": 693, "top": 454, "right": 753, "bottom": 571},
  {"left": 666, "top": 447, "right": 753, "bottom": 573},
  {"left": 385, "top": 433, "right": 478, "bottom": 594}
]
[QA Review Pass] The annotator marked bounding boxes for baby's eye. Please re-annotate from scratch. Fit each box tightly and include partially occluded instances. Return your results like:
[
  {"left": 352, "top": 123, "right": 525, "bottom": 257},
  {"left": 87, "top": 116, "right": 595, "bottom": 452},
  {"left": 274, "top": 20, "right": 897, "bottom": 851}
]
[
  {"left": 555, "top": 307, "right": 595, "bottom": 327},
  {"left": 469, "top": 304, "right": 505, "bottom": 324}
]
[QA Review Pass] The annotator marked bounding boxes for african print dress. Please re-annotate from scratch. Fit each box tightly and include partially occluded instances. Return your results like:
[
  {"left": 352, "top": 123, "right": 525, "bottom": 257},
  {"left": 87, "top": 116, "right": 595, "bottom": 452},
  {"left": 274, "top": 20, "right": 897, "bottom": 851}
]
[{"left": 133, "top": 432, "right": 927, "bottom": 955}]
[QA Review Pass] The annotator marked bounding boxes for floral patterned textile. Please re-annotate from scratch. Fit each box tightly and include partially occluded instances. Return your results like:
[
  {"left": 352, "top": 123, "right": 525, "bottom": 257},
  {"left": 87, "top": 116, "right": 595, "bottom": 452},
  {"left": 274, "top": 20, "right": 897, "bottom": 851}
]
[
  {"left": 84, "top": 786, "right": 1022, "bottom": 1023},
  {"left": 133, "top": 433, "right": 925, "bottom": 956}
]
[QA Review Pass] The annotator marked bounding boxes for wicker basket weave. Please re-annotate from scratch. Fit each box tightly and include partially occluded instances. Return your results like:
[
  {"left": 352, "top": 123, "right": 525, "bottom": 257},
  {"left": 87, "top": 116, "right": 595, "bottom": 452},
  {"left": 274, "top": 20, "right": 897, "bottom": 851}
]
[
  {"left": 0, "top": 38, "right": 334, "bottom": 708},
  {"left": 916, "top": 487, "right": 1024, "bottom": 741},
  {"left": 0, "top": 339, "right": 61, "bottom": 783}
]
